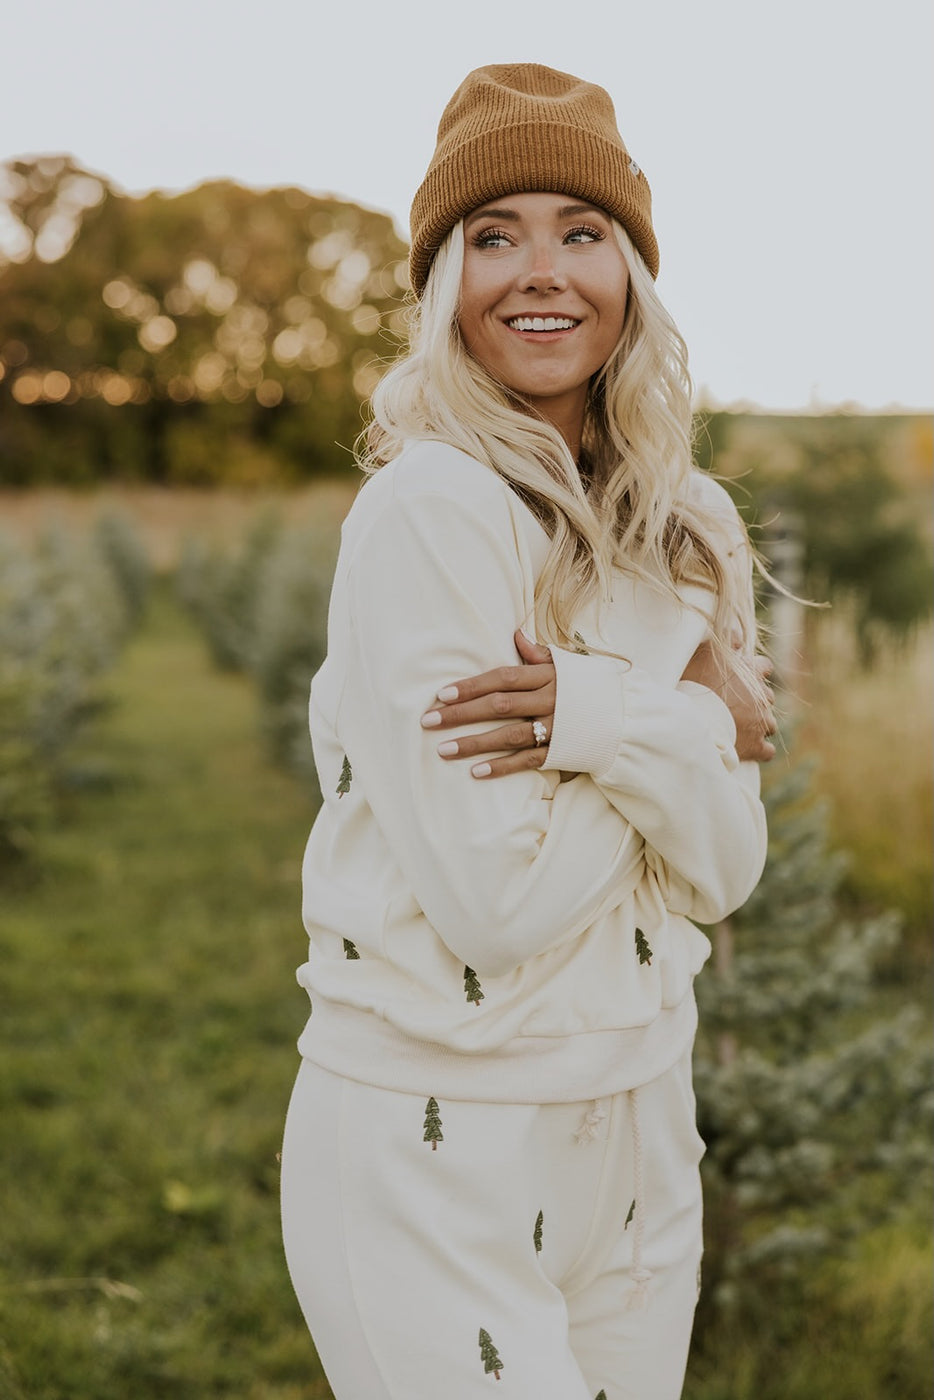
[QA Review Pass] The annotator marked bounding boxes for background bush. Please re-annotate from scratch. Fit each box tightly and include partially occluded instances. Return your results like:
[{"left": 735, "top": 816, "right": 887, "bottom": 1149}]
[
  {"left": 0, "top": 514, "right": 150, "bottom": 864},
  {"left": 178, "top": 512, "right": 336, "bottom": 793}
]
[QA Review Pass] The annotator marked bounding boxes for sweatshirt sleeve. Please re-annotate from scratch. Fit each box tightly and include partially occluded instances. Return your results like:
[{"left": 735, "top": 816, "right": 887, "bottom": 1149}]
[
  {"left": 543, "top": 646, "right": 767, "bottom": 924},
  {"left": 336, "top": 478, "right": 761, "bottom": 979}
]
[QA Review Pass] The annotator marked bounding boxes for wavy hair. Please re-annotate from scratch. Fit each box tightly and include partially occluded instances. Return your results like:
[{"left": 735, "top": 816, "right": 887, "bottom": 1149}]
[{"left": 361, "top": 219, "right": 766, "bottom": 692}]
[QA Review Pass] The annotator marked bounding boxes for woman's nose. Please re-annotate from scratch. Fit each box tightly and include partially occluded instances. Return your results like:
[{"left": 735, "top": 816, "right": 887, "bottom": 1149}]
[{"left": 517, "top": 244, "right": 567, "bottom": 293}]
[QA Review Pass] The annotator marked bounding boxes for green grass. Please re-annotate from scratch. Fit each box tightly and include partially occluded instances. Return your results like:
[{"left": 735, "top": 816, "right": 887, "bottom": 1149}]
[{"left": 0, "top": 583, "right": 330, "bottom": 1399}]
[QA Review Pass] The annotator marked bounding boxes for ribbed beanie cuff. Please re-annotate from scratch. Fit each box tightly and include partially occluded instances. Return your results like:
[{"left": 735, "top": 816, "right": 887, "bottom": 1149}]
[{"left": 409, "top": 64, "right": 658, "bottom": 294}]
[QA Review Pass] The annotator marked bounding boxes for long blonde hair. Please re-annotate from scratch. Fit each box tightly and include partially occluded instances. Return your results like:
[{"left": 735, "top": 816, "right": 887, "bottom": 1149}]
[{"left": 361, "top": 219, "right": 764, "bottom": 683}]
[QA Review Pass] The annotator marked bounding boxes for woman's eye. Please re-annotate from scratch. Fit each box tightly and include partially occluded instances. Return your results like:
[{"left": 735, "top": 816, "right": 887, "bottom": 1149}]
[
  {"left": 473, "top": 228, "right": 512, "bottom": 249},
  {"left": 564, "top": 225, "right": 603, "bottom": 245}
]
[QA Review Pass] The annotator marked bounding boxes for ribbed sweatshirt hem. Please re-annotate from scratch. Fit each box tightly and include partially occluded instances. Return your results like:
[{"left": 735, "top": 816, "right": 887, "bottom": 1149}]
[{"left": 295, "top": 991, "right": 698, "bottom": 1104}]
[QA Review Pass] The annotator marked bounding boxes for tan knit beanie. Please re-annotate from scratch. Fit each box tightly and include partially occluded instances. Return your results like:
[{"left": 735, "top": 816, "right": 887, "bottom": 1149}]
[{"left": 409, "top": 63, "right": 658, "bottom": 295}]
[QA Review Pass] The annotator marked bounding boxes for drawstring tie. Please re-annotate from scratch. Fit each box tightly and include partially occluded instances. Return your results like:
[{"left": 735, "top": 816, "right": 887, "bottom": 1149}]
[
  {"left": 626, "top": 1085, "right": 653, "bottom": 1308},
  {"left": 574, "top": 1097, "right": 609, "bottom": 1144},
  {"left": 574, "top": 1089, "right": 653, "bottom": 1306}
]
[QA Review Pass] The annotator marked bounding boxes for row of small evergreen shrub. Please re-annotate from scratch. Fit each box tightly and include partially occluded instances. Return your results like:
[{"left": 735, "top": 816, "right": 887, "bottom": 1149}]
[
  {"left": 175, "top": 509, "right": 337, "bottom": 792},
  {"left": 0, "top": 513, "right": 151, "bottom": 865}
]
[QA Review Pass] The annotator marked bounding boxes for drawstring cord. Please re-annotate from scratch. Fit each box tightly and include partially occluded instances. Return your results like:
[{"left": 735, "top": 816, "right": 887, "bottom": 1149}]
[
  {"left": 626, "top": 1085, "right": 653, "bottom": 1308},
  {"left": 574, "top": 1089, "right": 653, "bottom": 1306},
  {"left": 574, "top": 1097, "right": 609, "bottom": 1144}
]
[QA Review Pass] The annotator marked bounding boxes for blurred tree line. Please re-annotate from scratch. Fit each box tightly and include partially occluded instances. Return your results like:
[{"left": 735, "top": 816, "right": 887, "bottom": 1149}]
[
  {"left": 694, "top": 410, "right": 933, "bottom": 655},
  {"left": 0, "top": 156, "right": 410, "bottom": 483},
  {"left": 1, "top": 155, "right": 931, "bottom": 646}
]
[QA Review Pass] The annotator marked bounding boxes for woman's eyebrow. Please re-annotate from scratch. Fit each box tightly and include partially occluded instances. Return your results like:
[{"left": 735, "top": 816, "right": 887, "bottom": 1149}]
[
  {"left": 556, "top": 203, "right": 607, "bottom": 219},
  {"left": 465, "top": 202, "right": 607, "bottom": 227},
  {"left": 464, "top": 206, "right": 521, "bottom": 226}
]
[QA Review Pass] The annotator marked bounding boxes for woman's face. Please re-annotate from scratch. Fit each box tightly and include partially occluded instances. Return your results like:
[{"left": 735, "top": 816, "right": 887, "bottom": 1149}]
[{"left": 458, "top": 191, "right": 630, "bottom": 453}]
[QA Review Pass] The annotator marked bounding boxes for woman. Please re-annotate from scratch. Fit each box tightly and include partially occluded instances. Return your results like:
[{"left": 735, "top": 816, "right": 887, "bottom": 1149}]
[{"left": 281, "top": 63, "right": 775, "bottom": 1400}]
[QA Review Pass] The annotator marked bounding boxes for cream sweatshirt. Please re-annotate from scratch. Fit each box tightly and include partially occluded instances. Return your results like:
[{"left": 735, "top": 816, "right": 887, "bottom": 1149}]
[{"left": 296, "top": 440, "right": 767, "bottom": 1103}]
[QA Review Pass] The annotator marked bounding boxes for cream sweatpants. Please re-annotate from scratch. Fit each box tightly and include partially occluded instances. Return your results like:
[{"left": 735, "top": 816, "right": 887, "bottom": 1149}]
[{"left": 280, "top": 1052, "right": 704, "bottom": 1400}]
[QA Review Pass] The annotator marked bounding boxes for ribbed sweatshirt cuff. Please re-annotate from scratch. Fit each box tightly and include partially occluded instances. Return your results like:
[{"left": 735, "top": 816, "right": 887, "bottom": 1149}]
[{"left": 542, "top": 648, "right": 627, "bottom": 776}]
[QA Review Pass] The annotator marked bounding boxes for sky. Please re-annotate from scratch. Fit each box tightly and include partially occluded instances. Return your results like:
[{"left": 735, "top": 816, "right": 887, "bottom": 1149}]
[{"left": 3, "top": 0, "right": 932, "bottom": 411}]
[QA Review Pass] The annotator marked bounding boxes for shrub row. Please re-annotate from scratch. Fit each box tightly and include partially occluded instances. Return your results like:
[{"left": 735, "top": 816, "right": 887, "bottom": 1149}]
[
  {"left": 0, "top": 513, "right": 151, "bottom": 865},
  {"left": 176, "top": 511, "right": 337, "bottom": 792}
]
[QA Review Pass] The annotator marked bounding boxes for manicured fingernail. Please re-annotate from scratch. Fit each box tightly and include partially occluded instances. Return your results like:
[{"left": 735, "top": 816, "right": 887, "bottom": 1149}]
[
  {"left": 471, "top": 762, "right": 491, "bottom": 778},
  {"left": 421, "top": 711, "right": 441, "bottom": 728},
  {"left": 437, "top": 686, "right": 458, "bottom": 702},
  {"left": 437, "top": 741, "right": 458, "bottom": 756}
]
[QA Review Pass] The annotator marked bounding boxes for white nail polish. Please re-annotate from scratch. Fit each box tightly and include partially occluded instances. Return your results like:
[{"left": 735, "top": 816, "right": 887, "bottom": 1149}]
[
  {"left": 421, "top": 711, "right": 441, "bottom": 728},
  {"left": 437, "top": 741, "right": 458, "bottom": 756},
  {"left": 471, "top": 762, "right": 491, "bottom": 778},
  {"left": 437, "top": 686, "right": 458, "bottom": 702}
]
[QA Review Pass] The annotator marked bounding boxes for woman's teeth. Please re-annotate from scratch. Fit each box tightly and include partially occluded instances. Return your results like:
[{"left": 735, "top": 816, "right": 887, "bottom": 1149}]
[{"left": 507, "top": 316, "right": 579, "bottom": 332}]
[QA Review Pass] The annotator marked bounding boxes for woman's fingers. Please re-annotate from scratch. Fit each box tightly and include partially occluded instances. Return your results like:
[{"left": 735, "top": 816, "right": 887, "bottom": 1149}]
[
  {"left": 469, "top": 746, "right": 549, "bottom": 779},
  {"left": 435, "top": 719, "right": 550, "bottom": 761},
  {"left": 422, "top": 632, "right": 555, "bottom": 774},
  {"left": 426, "top": 632, "right": 553, "bottom": 707},
  {"left": 434, "top": 660, "right": 555, "bottom": 706},
  {"left": 514, "top": 629, "right": 552, "bottom": 665},
  {"left": 422, "top": 647, "right": 556, "bottom": 730},
  {"left": 422, "top": 682, "right": 555, "bottom": 730}
]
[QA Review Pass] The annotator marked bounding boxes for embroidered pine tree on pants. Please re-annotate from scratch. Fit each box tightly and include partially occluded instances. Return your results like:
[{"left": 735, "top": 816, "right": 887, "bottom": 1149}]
[
  {"left": 336, "top": 754, "right": 352, "bottom": 797},
  {"left": 342, "top": 938, "right": 360, "bottom": 960},
  {"left": 478, "top": 1328, "right": 504, "bottom": 1380},
  {"left": 464, "top": 965, "right": 484, "bottom": 1005},
  {"left": 595, "top": 1390, "right": 608, "bottom": 1399},
  {"left": 533, "top": 1209, "right": 543, "bottom": 1254},
  {"left": 423, "top": 1097, "right": 443, "bottom": 1150},
  {"left": 635, "top": 927, "right": 653, "bottom": 965},
  {"left": 624, "top": 1199, "right": 635, "bottom": 1229}
]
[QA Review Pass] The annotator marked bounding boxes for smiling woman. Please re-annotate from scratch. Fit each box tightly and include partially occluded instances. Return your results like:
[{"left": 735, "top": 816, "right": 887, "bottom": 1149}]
[{"left": 280, "top": 62, "right": 776, "bottom": 1400}]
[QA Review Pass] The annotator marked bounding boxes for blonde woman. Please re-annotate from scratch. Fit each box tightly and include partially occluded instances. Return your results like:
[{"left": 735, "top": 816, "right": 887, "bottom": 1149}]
[{"left": 281, "top": 63, "right": 775, "bottom": 1400}]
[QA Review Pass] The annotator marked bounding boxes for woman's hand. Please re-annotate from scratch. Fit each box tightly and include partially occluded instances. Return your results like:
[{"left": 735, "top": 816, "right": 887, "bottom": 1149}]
[
  {"left": 681, "top": 641, "right": 777, "bottom": 763},
  {"left": 421, "top": 630, "right": 556, "bottom": 778}
]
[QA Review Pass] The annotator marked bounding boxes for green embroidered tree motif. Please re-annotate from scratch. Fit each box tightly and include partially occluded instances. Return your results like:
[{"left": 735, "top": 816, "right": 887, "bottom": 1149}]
[
  {"left": 423, "top": 1097, "right": 443, "bottom": 1150},
  {"left": 478, "top": 1328, "right": 504, "bottom": 1380},
  {"left": 336, "top": 754, "right": 352, "bottom": 797},
  {"left": 572, "top": 631, "right": 589, "bottom": 655},
  {"left": 624, "top": 1198, "right": 635, "bottom": 1230},
  {"left": 533, "top": 1209, "right": 543, "bottom": 1254},
  {"left": 342, "top": 938, "right": 360, "bottom": 960},
  {"left": 464, "top": 965, "right": 485, "bottom": 1005},
  {"left": 595, "top": 1391, "right": 608, "bottom": 1400},
  {"left": 635, "top": 928, "right": 653, "bottom": 965}
]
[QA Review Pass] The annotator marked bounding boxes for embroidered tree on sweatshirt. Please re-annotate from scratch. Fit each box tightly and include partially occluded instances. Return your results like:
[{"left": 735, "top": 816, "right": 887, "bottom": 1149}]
[
  {"left": 464, "top": 965, "right": 484, "bottom": 1005},
  {"left": 336, "top": 754, "right": 352, "bottom": 797},
  {"left": 694, "top": 758, "right": 930, "bottom": 1327},
  {"left": 533, "top": 1209, "right": 543, "bottom": 1254},
  {"left": 478, "top": 1328, "right": 503, "bottom": 1379},
  {"left": 423, "top": 1097, "right": 443, "bottom": 1150},
  {"left": 635, "top": 928, "right": 653, "bottom": 965}
]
